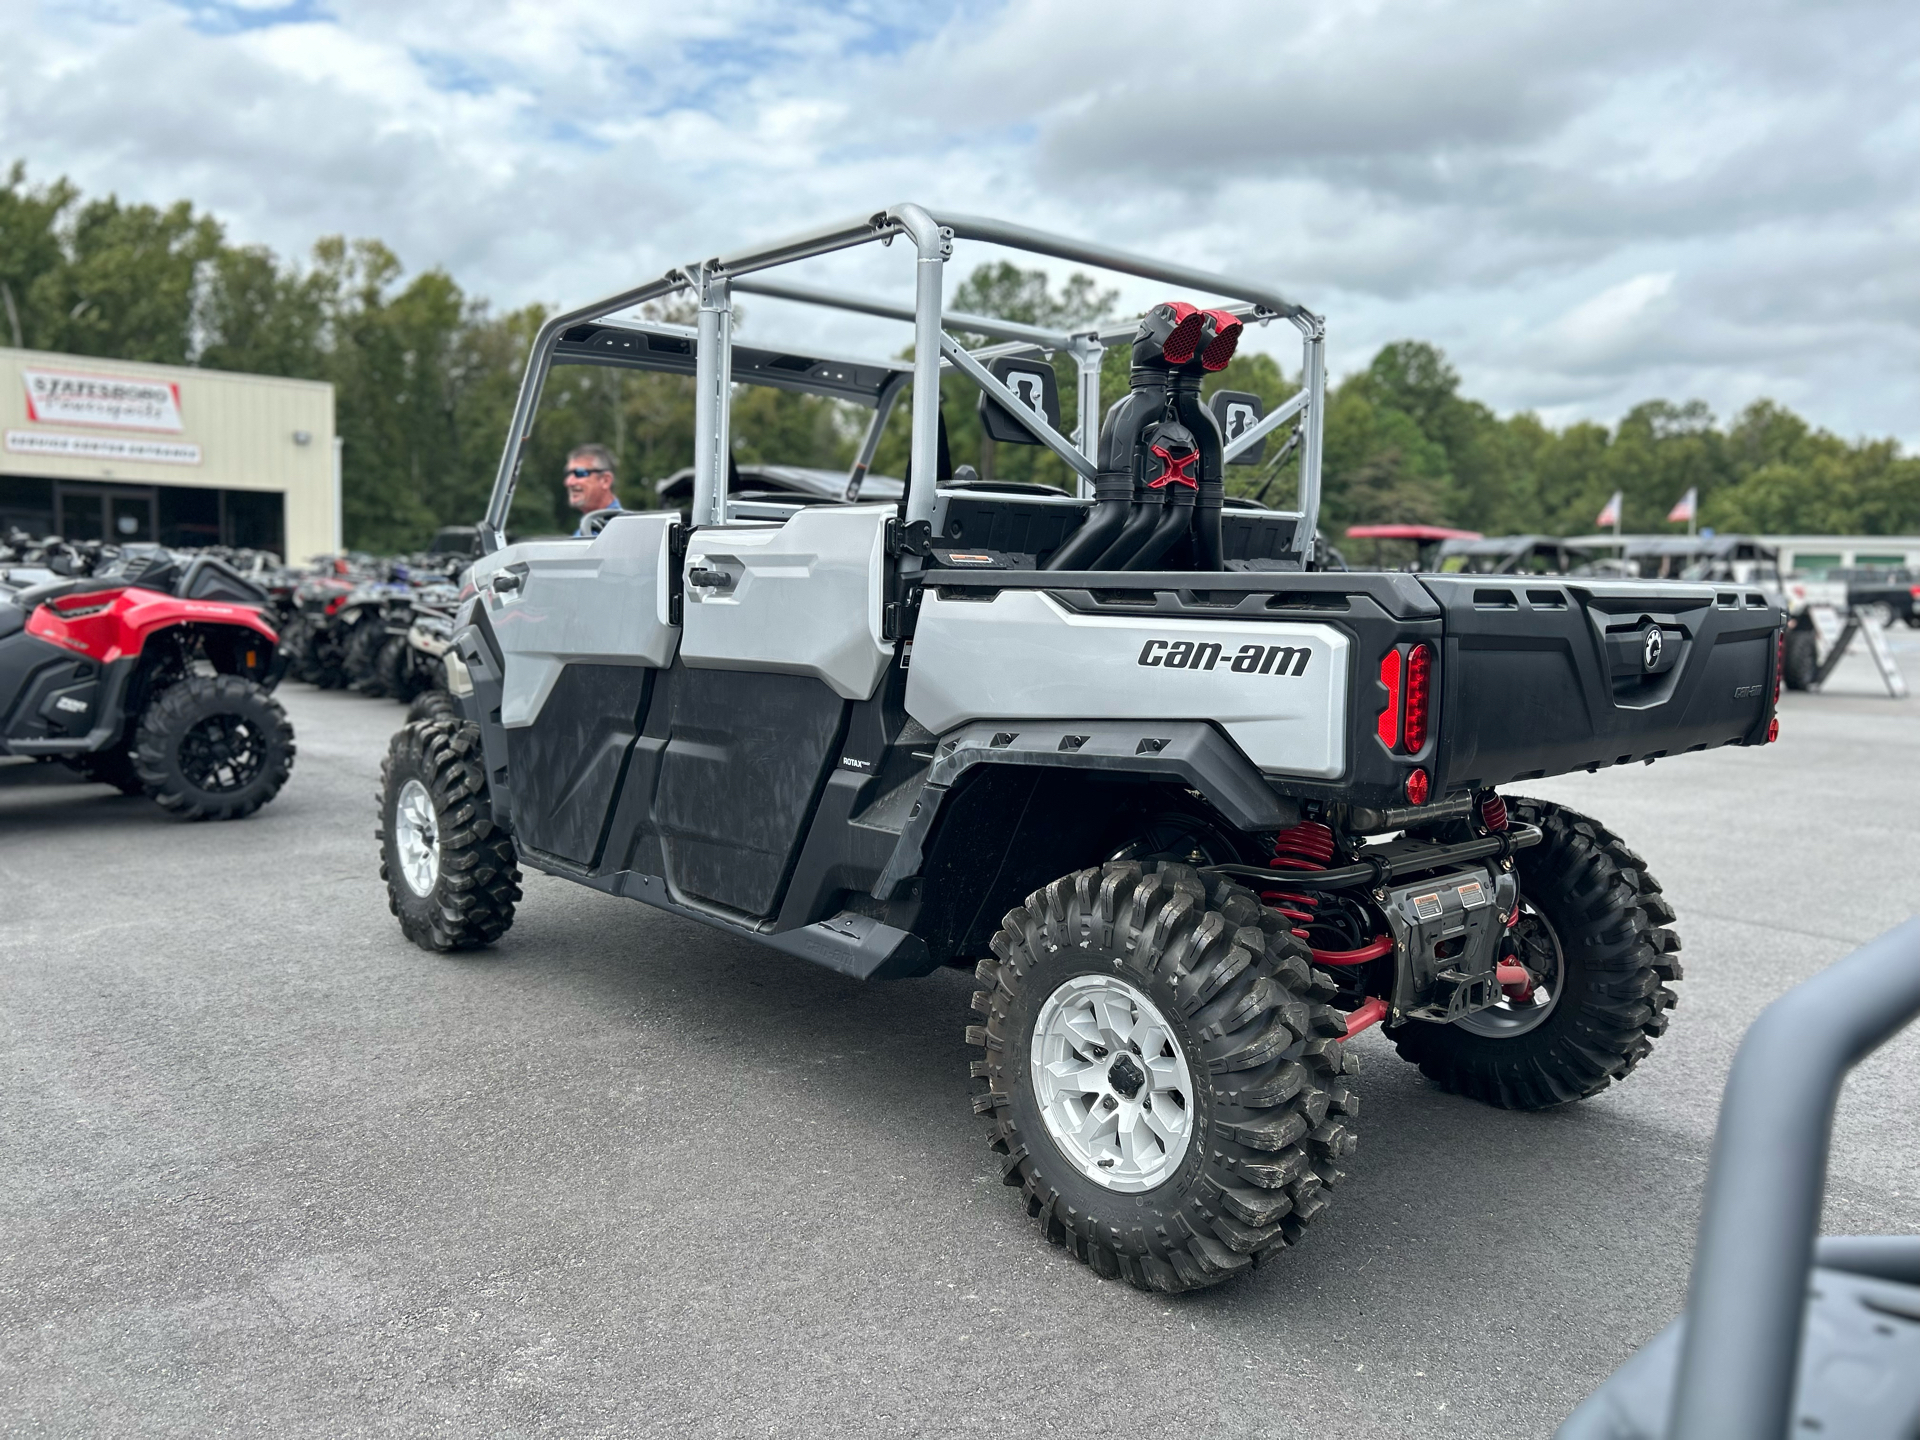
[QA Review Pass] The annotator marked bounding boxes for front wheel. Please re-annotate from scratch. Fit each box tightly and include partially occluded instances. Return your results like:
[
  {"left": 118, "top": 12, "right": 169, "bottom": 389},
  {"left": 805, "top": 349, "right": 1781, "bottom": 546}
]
[
  {"left": 970, "top": 862, "right": 1359, "bottom": 1293},
  {"left": 1388, "top": 798, "right": 1681, "bottom": 1109},
  {"left": 133, "top": 675, "right": 295, "bottom": 820},
  {"left": 378, "top": 719, "right": 520, "bottom": 951}
]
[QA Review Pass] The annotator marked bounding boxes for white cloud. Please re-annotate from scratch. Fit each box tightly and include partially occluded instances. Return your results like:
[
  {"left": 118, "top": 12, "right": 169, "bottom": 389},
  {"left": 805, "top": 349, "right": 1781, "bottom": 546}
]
[{"left": 2, "top": 0, "right": 1917, "bottom": 443}]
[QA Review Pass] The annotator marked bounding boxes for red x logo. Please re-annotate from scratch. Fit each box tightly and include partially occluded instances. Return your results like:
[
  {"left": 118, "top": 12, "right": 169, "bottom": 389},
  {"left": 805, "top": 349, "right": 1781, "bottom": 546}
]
[{"left": 1148, "top": 443, "right": 1199, "bottom": 488}]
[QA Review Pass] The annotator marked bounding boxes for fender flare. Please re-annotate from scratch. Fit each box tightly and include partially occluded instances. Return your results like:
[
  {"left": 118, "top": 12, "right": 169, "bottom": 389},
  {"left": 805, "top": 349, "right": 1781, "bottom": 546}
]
[{"left": 871, "top": 718, "right": 1300, "bottom": 899}]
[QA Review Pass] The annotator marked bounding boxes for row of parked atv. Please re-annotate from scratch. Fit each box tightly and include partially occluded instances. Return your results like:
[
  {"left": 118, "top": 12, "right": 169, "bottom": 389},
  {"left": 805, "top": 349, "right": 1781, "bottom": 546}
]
[
  {"left": 0, "top": 526, "right": 472, "bottom": 821},
  {"left": 268, "top": 553, "right": 466, "bottom": 711}
]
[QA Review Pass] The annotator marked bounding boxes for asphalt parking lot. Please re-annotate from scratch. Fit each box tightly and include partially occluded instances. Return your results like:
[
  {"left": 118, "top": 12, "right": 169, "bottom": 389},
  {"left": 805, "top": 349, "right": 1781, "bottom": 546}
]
[{"left": 4, "top": 636, "right": 1918, "bottom": 1439}]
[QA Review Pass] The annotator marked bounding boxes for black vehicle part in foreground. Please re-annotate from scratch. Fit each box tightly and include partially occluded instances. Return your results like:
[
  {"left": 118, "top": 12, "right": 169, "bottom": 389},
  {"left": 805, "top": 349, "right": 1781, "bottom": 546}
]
[{"left": 1557, "top": 916, "right": 1920, "bottom": 1439}]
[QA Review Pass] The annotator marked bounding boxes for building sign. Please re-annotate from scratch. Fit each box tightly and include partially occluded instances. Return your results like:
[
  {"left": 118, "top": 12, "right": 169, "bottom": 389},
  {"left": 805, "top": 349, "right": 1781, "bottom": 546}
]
[
  {"left": 21, "top": 368, "right": 185, "bottom": 432},
  {"left": 5, "top": 430, "right": 201, "bottom": 465}
]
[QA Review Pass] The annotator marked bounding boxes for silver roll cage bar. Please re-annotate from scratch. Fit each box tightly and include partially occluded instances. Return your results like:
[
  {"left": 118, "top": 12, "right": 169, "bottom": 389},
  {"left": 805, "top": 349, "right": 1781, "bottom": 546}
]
[{"left": 477, "top": 204, "right": 1326, "bottom": 558}]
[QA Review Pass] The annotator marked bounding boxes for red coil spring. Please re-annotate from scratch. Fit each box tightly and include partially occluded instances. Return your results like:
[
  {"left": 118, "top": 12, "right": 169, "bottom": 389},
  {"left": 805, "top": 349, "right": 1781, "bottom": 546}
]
[
  {"left": 1263, "top": 822, "right": 1392, "bottom": 966},
  {"left": 1482, "top": 794, "right": 1508, "bottom": 832},
  {"left": 1262, "top": 821, "right": 1334, "bottom": 925}
]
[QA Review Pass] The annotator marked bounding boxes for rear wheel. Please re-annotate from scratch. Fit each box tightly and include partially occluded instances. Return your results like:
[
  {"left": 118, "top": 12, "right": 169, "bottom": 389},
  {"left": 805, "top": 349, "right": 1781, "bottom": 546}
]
[
  {"left": 1388, "top": 798, "right": 1681, "bottom": 1109},
  {"left": 345, "top": 621, "right": 390, "bottom": 695},
  {"left": 379, "top": 719, "right": 520, "bottom": 950},
  {"left": 376, "top": 635, "right": 426, "bottom": 703},
  {"left": 1783, "top": 625, "right": 1818, "bottom": 690},
  {"left": 970, "top": 861, "right": 1359, "bottom": 1293},
  {"left": 133, "top": 675, "right": 296, "bottom": 820}
]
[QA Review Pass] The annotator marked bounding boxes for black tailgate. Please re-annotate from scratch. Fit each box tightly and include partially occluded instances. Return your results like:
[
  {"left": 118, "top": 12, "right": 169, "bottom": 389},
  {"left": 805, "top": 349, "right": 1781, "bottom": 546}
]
[{"left": 1421, "top": 575, "right": 1780, "bottom": 791}]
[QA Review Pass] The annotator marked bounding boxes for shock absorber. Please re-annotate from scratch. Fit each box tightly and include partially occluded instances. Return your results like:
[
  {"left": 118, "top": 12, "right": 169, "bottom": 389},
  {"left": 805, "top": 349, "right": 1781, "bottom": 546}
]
[
  {"left": 1481, "top": 793, "right": 1508, "bottom": 833},
  {"left": 1262, "top": 822, "right": 1393, "bottom": 967},
  {"left": 1262, "top": 820, "right": 1335, "bottom": 926}
]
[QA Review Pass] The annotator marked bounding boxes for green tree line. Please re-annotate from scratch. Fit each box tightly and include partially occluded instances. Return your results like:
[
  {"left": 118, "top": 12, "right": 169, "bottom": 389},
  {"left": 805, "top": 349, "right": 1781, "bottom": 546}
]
[{"left": 6, "top": 162, "right": 1917, "bottom": 552}]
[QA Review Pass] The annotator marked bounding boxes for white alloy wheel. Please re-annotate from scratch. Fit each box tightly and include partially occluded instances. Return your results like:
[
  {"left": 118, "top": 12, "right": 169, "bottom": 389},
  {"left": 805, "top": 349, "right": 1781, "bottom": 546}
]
[
  {"left": 1029, "top": 973, "right": 1195, "bottom": 1193},
  {"left": 394, "top": 778, "right": 440, "bottom": 897}
]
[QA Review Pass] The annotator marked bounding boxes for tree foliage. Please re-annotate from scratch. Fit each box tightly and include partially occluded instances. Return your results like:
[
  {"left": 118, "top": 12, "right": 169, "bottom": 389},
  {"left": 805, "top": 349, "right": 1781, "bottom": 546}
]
[{"left": 5, "top": 161, "right": 1918, "bottom": 552}]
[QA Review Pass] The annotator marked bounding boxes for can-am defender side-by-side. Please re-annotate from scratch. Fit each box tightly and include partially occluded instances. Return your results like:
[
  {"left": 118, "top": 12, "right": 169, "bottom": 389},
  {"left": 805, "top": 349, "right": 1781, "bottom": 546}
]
[
  {"left": 379, "top": 207, "right": 1784, "bottom": 1293},
  {"left": 2, "top": 544, "right": 295, "bottom": 818}
]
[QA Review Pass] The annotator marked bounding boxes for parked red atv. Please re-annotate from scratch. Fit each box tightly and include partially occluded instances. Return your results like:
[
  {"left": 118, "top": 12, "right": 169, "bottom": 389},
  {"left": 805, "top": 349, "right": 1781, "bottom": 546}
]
[{"left": 0, "top": 544, "right": 295, "bottom": 819}]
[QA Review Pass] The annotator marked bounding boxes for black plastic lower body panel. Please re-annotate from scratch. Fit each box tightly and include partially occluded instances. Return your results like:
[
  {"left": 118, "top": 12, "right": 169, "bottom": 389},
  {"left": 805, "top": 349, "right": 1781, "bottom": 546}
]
[
  {"left": 651, "top": 667, "right": 849, "bottom": 918},
  {"left": 505, "top": 663, "right": 653, "bottom": 867}
]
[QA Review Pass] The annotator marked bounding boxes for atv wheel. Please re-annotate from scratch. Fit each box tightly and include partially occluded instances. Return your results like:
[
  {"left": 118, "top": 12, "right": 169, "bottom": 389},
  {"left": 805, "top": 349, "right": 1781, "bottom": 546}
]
[
  {"left": 1388, "top": 798, "right": 1681, "bottom": 1110},
  {"left": 378, "top": 720, "right": 520, "bottom": 951},
  {"left": 971, "top": 861, "right": 1358, "bottom": 1293},
  {"left": 67, "top": 744, "right": 146, "bottom": 794},
  {"left": 1783, "top": 625, "right": 1818, "bottom": 691},
  {"left": 133, "top": 675, "right": 296, "bottom": 820},
  {"left": 376, "top": 635, "right": 426, "bottom": 703},
  {"left": 405, "top": 689, "right": 461, "bottom": 726},
  {"left": 345, "top": 622, "right": 390, "bottom": 696}
]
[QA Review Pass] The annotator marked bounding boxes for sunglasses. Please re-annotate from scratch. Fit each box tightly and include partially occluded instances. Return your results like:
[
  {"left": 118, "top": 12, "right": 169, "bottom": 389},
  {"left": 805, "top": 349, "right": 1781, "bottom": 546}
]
[{"left": 564, "top": 466, "right": 609, "bottom": 479}]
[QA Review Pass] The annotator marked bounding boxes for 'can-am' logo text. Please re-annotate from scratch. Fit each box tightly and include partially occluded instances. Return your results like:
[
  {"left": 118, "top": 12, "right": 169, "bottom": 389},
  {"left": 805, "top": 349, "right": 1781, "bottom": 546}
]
[{"left": 1138, "top": 639, "right": 1310, "bottom": 675}]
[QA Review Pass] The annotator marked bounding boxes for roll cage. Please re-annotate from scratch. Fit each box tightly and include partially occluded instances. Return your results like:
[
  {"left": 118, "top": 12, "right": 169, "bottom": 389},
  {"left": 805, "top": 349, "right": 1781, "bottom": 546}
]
[{"left": 478, "top": 205, "right": 1327, "bottom": 558}]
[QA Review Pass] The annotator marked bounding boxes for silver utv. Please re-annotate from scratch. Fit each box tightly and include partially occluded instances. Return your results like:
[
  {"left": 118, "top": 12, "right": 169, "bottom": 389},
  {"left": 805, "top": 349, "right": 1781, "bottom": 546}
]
[{"left": 378, "top": 206, "right": 1771, "bottom": 1293}]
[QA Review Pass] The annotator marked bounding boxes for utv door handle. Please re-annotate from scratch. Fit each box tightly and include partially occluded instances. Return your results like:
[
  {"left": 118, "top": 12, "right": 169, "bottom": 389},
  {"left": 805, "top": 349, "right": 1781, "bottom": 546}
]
[
  {"left": 687, "top": 566, "right": 734, "bottom": 591},
  {"left": 491, "top": 573, "right": 522, "bottom": 593}
]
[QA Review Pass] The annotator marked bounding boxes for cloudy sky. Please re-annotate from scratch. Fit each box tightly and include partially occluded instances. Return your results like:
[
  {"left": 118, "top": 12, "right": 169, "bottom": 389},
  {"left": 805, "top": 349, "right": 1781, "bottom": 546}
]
[{"left": 5, "top": 0, "right": 1917, "bottom": 442}]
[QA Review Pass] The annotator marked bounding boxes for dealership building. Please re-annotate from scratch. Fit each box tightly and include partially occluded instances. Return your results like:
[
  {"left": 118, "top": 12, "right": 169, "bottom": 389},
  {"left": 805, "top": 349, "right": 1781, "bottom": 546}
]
[{"left": 0, "top": 347, "right": 337, "bottom": 561}]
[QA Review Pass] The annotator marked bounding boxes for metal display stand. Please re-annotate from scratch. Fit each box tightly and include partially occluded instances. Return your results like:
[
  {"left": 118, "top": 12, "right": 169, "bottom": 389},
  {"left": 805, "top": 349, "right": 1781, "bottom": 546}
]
[{"left": 1807, "top": 606, "right": 1908, "bottom": 698}]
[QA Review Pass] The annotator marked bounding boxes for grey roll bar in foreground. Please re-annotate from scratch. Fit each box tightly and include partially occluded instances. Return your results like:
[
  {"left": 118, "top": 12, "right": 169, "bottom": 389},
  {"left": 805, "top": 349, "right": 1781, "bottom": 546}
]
[
  {"left": 1665, "top": 914, "right": 1920, "bottom": 1439},
  {"left": 1556, "top": 916, "right": 1920, "bottom": 1439}
]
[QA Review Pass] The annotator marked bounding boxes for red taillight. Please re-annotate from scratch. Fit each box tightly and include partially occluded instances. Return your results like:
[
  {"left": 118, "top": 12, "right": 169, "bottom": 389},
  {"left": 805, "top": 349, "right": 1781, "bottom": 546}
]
[
  {"left": 1910, "top": 586, "right": 1920, "bottom": 599},
  {"left": 1404, "top": 643, "right": 1434, "bottom": 751},
  {"left": 1405, "top": 768, "right": 1430, "bottom": 805},
  {"left": 1773, "top": 629, "right": 1784, "bottom": 705},
  {"left": 1376, "top": 649, "right": 1402, "bottom": 749},
  {"left": 1767, "top": 716, "right": 1780, "bottom": 744}
]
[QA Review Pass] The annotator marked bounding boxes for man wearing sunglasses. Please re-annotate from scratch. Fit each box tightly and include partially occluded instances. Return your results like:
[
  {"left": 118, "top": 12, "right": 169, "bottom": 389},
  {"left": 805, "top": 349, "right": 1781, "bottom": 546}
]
[{"left": 563, "top": 444, "right": 622, "bottom": 535}]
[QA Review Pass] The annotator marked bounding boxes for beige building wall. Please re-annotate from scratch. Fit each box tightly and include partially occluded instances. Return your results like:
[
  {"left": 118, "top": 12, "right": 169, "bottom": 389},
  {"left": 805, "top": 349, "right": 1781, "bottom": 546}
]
[{"left": 0, "top": 346, "right": 337, "bottom": 559}]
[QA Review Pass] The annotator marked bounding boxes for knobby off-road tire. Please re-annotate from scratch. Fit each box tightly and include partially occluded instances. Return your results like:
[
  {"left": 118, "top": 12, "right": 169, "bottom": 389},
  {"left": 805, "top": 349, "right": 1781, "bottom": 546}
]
[
  {"left": 378, "top": 719, "right": 520, "bottom": 951},
  {"left": 345, "top": 622, "right": 391, "bottom": 696},
  {"left": 404, "top": 688, "right": 460, "bottom": 726},
  {"left": 133, "top": 674, "right": 296, "bottom": 820},
  {"left": 970, "top": 861, "right": 1360, "bottom": 1293},
  {"left": 1389, "top": 798, "right": 1681, "bottom": 1110},
  {"left": 376, "top": 635, "right": 427, "bottom": 704},
  {"left": 1783, "top": 625, "right": 1818, "bottom": 691}
]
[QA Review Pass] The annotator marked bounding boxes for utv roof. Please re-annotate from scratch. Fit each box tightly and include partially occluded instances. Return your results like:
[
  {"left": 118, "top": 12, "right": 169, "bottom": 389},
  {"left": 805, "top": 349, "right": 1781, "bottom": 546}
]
[{"left": 480, "top": 204, "right": 1329, "bottom": 554}]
